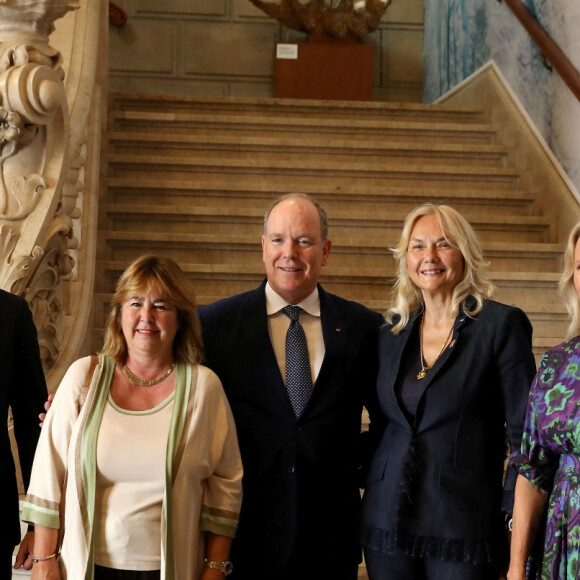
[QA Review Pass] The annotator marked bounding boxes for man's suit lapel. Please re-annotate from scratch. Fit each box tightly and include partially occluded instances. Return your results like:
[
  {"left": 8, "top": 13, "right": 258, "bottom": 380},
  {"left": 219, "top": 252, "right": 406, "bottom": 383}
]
[
  {"left": 316, "top": 287, "right": 348, "bottom": 391},
  {"left": 240, "top": 284, "right": 295, "bottom": 411}
]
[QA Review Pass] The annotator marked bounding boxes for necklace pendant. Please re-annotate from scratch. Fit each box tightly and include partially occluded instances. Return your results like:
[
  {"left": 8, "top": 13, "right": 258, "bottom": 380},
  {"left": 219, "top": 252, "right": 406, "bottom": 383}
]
[{"left": 416, "top": 370, "right": 427, "bottom": 380}]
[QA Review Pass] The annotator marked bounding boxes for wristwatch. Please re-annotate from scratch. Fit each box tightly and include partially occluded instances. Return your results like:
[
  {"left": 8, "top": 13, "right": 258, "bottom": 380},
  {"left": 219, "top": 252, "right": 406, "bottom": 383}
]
[{"left": 204, "top": 558, "right": 233, "bottom": 576}]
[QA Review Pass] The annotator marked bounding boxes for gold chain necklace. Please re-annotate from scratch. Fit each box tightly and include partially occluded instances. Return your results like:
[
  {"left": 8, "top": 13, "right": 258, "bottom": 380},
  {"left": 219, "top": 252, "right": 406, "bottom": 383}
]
[
  {"left": 122, "top": 363, "right": 175, "bottom": 387},
  {"left": 417, "top": 316, "right": 454, "bottom": 380}
]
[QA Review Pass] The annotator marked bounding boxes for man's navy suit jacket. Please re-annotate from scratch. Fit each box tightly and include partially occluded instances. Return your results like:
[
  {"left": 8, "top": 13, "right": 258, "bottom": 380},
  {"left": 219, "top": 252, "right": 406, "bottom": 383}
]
[
  {"left": 0, "top": 289, "right": 47, "bottom": 551},
  {"left": 198, "top": 281, "right": 384, "bottom": 574}
]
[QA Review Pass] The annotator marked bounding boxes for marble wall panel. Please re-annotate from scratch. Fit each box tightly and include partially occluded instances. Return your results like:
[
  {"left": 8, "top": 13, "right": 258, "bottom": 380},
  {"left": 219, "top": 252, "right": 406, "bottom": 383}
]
[
  {"left": 382, "top": 27, "right": 423, "bottom": 85},
  {"left": 136, "top": 0, "right": 228, "bottom": 17},
  {"left": 110, "top": 19, "right": 175, "bottom": 73},
  {"left": 386, "top": 0, "right": 424, "bottom": 24},
  {"left": 128, "top": 78, "right": 230, "bottom": 96},
  {"left": 181, "top": 22, "right": 279, "bottom": 77},
  {"left": 233, "top": 0, "right": 270, "bottom": 19},
  {"left": 229, "top": 81, "right": 275, "bottom": 97}
]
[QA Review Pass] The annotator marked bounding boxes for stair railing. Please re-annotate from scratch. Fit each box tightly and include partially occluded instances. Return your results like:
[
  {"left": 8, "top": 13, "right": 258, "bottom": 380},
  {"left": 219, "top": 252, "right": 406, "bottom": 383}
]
[{"left": 498, "top": 0, "right": 580, "bottom": 102}]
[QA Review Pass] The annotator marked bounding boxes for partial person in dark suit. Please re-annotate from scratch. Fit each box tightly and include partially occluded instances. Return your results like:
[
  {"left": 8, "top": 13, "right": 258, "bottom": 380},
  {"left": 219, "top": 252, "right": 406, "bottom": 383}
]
[
  {"left": 198, "top": 194, "right": 385, "bottom": 580},
  {"left": 360, "top": 203, "right": 536, "bottom": 580},
  {"left": 0, "top": 289, "right": 47, "bottom": 577}
]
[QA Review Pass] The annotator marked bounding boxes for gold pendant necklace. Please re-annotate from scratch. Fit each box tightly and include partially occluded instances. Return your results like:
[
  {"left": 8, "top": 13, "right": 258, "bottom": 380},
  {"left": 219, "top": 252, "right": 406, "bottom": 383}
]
[
  {"left": 122, "top": 363, "right": 175, "bottom": 387},
  {"left": 417, "top": 315, "right": 454, "bottom": 380}
]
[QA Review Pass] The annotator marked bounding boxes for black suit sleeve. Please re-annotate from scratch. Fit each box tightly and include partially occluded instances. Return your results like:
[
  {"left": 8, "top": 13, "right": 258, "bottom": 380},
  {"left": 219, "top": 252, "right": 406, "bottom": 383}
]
[
  {"left": 359, "top": 310, "right": 387, "bottom": 486},
  {"left": 9, "top": 298, "right": 47, "bottom": 488},
  {"left": 496, "top": 306, "right": 536, "bottom": 513}
]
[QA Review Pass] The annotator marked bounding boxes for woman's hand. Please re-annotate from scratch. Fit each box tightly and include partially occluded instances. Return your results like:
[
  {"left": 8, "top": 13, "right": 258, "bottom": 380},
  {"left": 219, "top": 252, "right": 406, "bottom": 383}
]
[
  {"left": 506, "top": 568, "right": 526, "bottom": 580},
  {"left": 507, "top": 475, "right": 548, "bottom": 580},
  {"left": 38, "top": 393, "right": 54, "bottom": 427},
  {"left": 200, "top": 568, "right": 227, "bottom": 580},
  {"left": 30, "top": 557, "right": 60, "bottom": 580},
  {"left": 203, "top": 532, "right": 233, "bottom": 580},
  {"left": 30, "top": 525, "right": 60, "bottom": 580},
  {"left": 13, "top": 530, "right": 34, "bottom": 570}
]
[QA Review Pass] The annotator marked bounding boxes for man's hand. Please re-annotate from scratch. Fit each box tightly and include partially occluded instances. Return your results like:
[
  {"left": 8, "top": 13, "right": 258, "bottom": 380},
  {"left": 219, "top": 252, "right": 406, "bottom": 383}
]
[
  {"left": 14, "top": 530, "right": 34, "bottom": 570},
  {"left": 38, "top": 394, "right": 54, "bottom": 427}
]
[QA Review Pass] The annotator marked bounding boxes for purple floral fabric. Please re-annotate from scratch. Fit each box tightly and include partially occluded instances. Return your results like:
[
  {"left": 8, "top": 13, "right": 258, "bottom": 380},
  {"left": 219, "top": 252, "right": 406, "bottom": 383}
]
[{"left": 514, "top": 337, "right": 580, "bottom": 579}]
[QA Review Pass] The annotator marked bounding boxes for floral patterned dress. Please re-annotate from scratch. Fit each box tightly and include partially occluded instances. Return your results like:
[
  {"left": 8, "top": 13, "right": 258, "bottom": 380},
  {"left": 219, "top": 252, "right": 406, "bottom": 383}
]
[{"left": 515, "top": 336, "right": 580, "bottom": 579}]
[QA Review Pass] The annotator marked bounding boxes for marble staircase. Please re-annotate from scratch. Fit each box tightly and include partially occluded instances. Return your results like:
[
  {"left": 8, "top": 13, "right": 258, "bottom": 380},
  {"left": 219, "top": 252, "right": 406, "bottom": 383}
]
[{"left": 93, "top": 93, "right": 579, "bottom": 359}]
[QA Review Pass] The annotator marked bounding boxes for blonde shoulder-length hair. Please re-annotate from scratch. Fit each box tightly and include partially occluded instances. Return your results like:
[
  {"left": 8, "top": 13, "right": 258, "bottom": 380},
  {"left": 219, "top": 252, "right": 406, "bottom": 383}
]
[
  {"left": 101, "top": 255, "right": 204, "bottom": 365},
  {"left": 559, "top": 222, "right": 580, "bottom": 340},
  {"left": 388, "top": 203, "right": 495, "bottom": 334}
]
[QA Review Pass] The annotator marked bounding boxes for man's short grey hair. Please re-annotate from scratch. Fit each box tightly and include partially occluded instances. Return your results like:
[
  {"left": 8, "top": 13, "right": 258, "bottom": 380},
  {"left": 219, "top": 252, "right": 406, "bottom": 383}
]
[{"left": 263, "top": 193, "right": 329, "bottom": 240}]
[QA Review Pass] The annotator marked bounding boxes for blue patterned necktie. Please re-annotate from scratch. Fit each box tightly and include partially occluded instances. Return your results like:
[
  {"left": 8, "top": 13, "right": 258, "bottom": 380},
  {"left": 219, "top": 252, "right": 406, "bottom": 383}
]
[{"left": 283, "top": 305, "right": 313, "bottom": 418}]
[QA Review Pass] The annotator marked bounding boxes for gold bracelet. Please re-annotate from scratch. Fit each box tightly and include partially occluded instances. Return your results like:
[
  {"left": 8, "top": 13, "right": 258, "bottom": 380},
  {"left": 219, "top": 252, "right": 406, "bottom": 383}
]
[{"left": 31, "top": 552, "right": 58, "bottom": 564}]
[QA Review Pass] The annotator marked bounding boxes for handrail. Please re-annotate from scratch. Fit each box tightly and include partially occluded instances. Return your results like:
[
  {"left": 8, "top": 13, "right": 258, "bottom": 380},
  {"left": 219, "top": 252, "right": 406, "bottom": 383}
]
[
  {"left": 109, "top": 2, "right": 127, "bottom": 27},
  {"left": 499, "top": 0, "right": 580, "bottom": 101}
]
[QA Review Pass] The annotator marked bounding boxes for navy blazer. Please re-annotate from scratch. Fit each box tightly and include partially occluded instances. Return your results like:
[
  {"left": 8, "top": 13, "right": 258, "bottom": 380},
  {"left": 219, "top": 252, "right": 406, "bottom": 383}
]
[
  {"left": 0, "top": 290, "right": 47, "bottom": 550},
  {"left": 360, "top": 300, "right": 536, "bottom": 565},
  {"left": 198, "top": 281, "right": 384, "bottom": 575}
]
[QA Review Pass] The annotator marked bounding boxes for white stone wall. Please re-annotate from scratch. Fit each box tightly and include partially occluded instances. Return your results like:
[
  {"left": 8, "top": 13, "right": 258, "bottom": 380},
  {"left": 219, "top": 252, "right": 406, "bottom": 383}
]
[{"left": 108, "top": 0, "right": 424, "bottom": 102}]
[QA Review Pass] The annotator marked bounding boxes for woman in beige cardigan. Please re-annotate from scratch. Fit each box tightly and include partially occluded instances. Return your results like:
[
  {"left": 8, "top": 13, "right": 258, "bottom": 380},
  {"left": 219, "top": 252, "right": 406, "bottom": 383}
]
[{"left": 22, "top": 255, "right": 243, "bottom": 580}]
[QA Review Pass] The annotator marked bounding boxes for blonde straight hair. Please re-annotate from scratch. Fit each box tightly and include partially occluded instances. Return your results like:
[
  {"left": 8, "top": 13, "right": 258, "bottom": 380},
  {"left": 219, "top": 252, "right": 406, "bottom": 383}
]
[
  {"left": 560, "top": 222, "right": 580, "bottom": 340},
  {"left": 388, "top": 203, "right": 495, "bottom": 334}
]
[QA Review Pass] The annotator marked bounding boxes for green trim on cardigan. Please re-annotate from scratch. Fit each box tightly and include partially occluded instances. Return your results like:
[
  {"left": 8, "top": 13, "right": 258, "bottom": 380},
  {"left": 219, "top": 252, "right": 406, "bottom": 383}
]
[
  {"left": 81, "top": 355, "right": 115, "bottom": 580},
  {"left": 162, "top": 362, "right": 192, "bottom": 580}
]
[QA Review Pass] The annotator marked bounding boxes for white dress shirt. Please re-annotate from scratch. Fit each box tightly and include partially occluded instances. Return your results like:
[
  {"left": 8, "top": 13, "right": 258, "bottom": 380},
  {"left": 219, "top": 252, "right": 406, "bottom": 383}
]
[{"left": 265, "top": 282, "right": 325, "bottom": 385}]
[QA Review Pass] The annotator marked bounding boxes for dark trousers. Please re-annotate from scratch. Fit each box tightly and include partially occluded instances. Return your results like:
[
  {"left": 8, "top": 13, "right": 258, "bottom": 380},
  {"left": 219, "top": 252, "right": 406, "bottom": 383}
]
[
  {"left": 364, "top": 548, "right": 499, "bottom": 580},
  {"left": 231, "top": 551, "right": 360, "bottom": 580},
  {"left": 4, "top": 549, "right": 13, "bottom": 580},
  {"left": 94, "top": 565, "right": 161, "bottom": 580}
]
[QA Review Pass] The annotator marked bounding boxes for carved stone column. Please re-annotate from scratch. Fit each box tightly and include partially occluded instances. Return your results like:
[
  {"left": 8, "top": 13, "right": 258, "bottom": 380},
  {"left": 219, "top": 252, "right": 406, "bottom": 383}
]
[{"left": 0, "top": 0, "right": 79, "bottom": 370}]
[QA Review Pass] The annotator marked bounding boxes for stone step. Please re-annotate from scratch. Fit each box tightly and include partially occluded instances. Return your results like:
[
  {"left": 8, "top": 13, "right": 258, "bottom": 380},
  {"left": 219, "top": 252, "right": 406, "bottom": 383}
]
[
  {"left": 90, "top": 286, "right": 566, "bottom": 349},
  {"left": 99, "top": 95, "right": 564, "bottom": 367},
  {"left": 106, "top": 178, "right": 537, "bottom": 216},
  {"left": 111, "top": 93, "right": 489, "bottom": 125},
  {"left": 102, "top": 205, "right": 553, "bottom": 243},
  {"left": 107, "top": 155, "right": 524, "bottom": 192},
  {"left": 532, "top": 336, "right": 569, "bottom": 359},
  {"left": 93, "top": 260, "right": 559, "bottom": 302},
  {"left": 85, "top": 322, "right": 557, "bottom": 363},
  {"left": 108, "top": 131, "right": 509, "bottom": 169},
  {"left": 99, "top": 227, "right": 564, "bottom": 272},
  {"left": 111, "top": 111, "right": 498, "bottom": 146}
]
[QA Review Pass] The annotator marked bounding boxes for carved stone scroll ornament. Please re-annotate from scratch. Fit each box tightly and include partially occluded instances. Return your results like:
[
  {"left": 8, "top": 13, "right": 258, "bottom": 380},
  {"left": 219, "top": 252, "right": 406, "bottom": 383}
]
[
  {"left": 0, "top": 223, "right": 42, "bottom": 293},
  {"left": 0, "top": 0, "right": 79, "bottom": 374},
  {"left": 0, "top": 44, "right": 66, "bottom": 219},
  {"left": 25, "top": 219, "right": 74, "bottom": 369},
  {"left": 249, "top": 0, "right": 392, "bottom": 39}
]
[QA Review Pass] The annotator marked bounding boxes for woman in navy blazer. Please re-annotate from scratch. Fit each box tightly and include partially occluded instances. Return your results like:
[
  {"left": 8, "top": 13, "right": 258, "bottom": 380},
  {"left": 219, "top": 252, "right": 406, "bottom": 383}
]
[{"left": 360, "top": 204, "right": 536, "bottom": 579}]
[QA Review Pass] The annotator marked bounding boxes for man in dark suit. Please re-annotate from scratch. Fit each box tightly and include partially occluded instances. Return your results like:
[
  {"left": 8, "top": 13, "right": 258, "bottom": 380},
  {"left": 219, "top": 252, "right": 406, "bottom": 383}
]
[
  {"left": 198, "top": 194, "right": 384, "bottom": 579},
  {"left": 0, "top": 289, "right": 48, "bottom": 576}
]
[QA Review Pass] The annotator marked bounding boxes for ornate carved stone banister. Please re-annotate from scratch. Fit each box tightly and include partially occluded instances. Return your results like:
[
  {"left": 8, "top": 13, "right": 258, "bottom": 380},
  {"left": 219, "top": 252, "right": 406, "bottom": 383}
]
[{"left": 0, "top": 0, "right": 104, "bottom": 391}]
